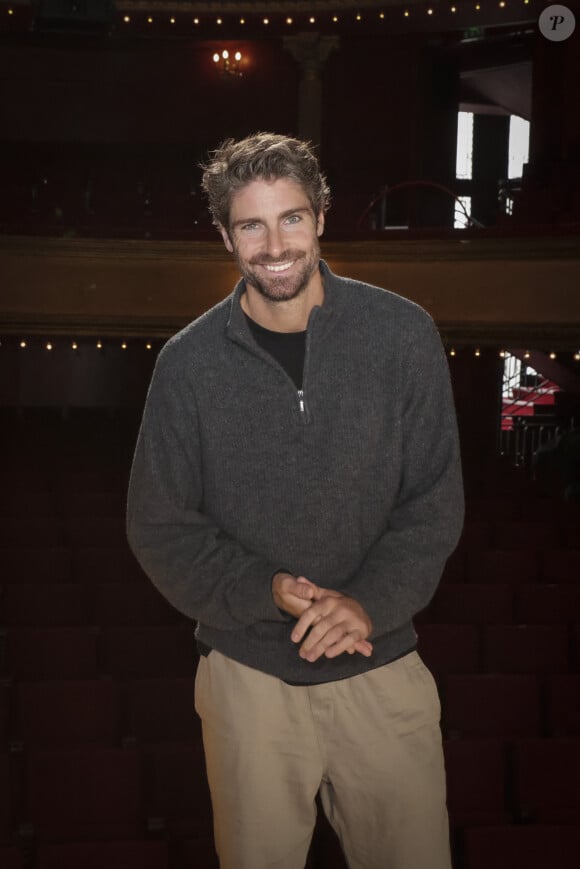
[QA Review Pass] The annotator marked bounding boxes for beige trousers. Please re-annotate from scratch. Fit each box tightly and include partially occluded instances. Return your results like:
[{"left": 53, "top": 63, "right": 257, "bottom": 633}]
[{"left": 194, "top": 649, "right": 451, "bottom": 869}]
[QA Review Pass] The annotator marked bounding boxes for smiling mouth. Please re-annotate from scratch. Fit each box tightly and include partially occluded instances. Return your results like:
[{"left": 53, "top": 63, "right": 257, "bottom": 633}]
[{"left": 261, "top": 260, "right": 296, "bottom": 273}]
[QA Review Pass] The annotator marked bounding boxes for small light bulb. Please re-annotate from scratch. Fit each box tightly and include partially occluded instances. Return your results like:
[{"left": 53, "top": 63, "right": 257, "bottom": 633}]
[
  {"left": 121, "top": 342, "right": 127, "bottom": 350},
  {"left": 213, "top": 53, "right": 219, "bottom": 63},
  {"left": 356, "top": 14, "right": 362, "bottom": 21},
  {"left": 524, "top": 351, "right": 530, "bottom": 359},
  {"left": 72, "top": 341, "right": 78, "bottom": 350},
  {"left": 146, "top": 343, "right": 152, "bottom": 351},
  {"left": 194, "top": 18, "right": 200, "bottom": 25},
  {"left": 450, "top": 349, "right": 456, "bottom": 357},
  {"left": 286, "top": 17, "right": 293, "bottom": 25},
  {"left": 263, "top": 18, "right": 269, "bottom": 25},
  {"left": 123, "top": 15, "right": 130, "bottom": 23},
  {"left": 309, "top": 17, "right": 316, "bottom": 24},
  {"left": 549, "top": 352, "right": 557, "bottom": 360},
  {"left": 404, "top": 10, "right": 410, "bottom": 17},
  {"left": 499, "top": 350, "right": 506, "bottom": 358},
  {"left": 380, "top": 13, "right": 385, "bottom": 20},
  {"left": 428, "top": 8, "right": 434, "bottom": 14},
  {"left": 8, "top": 9, "right": 14, "bottom": 15},
  {"left": 475, "top": 349, "right": 480, "bottom": 357},
  {"left": 97, "top": 341, "right": 102, "bottom": 349},
  {"left": 240, "top": 18, "right": 245, "bottom": 25},
  {"left": 46, "top": 342, "right": 53, "bottom": 351},
  {"left": 147, "top": 17, "right": 153, "bottom": 23},
  {"left": 217, "top": 18, "right": 222, "bottom": 25},
  {"left": 574, "top": 353, "right": 580, "bottom": 361},
  {"left": 451, "top": 5, "right": 457, "bottom": 10},
  {"left": 20, "top": 340, "right": 26, "bottom": 349},
  {"left": 234, "top": 51, "right": 242, "bottom": 62},
  {"left": 170, "top": 17, "right": 175, "bottom": 25},
  {"left": 332, "top": 16, "right": 339, "bottom": 22},
  {"left": 222, "top": 49, "right": 229, "bottom": 60}
]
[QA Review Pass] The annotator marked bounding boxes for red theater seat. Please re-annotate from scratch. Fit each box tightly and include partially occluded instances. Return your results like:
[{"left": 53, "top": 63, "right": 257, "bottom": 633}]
[
  {"left": 92, "top": 583, "right": 183, "bottom": 626},
  {"left": 26, "top": 748, "right": 142, "bottom": 841},
  {"left": 0, "top": 753, "right": 13, "bottom": 843},
  {"left": 0, "top": 547, "right": 73, "bottom": 584},
  {"left": 513, "top": 738, "right": 580, "bottom": 823},
  {"left": 422, "top": 584, "right": 513, "bottom": 624},
  {"left": 464, "top": 825, "right": 580, "bottom": 869},
  {"left": 100, "top": 626, "right": 197, "bottom": 678},
  {"left": 546, "top": 675, "right": 580, "bottom": 736},
  {"left": 444, "top": 674, "right": 540, "bottom": 738},
  {"left": 444, "top": 739, "right": 509, "bottom": 827},
  {"left": 143, "top": 743, "right": 212, "bottom": 838},
  {"left": 16, "top": 680, "right": 119, "bottom": 748},
  {"left": 542, "top": 549, "right": 580, "bottom": 583},
  {"left": 0, "top": 848, "right": 23, "bottom": 869},
  {"left": 483, "top": 624, "right": 569, "bottom": 674},
  {"left": 4, "top": 628, "right": 99, "bottom": 679},
  {"left": 74, "top": 547, "right": 147, "bottom": 584},
  {"left": 125, "top": 678, "right": 200, "bottom": 745},
  {"left": 466, "top": 549, "right": 539, "bottom": 584},
  {"left": 37, "top": 841, "right": 169, "bottom": 869},
  {"left": 3, "top": 584, "right": 87, "bottom": 626},
  {"left": 493, "top": 520, "right": 559, "bottom": 551},
  {"left": 514, "top": 583, "right": 580, "bottom": 624},
  {"left": 416, "top": 624, "right": 480, "bottom": 677}
]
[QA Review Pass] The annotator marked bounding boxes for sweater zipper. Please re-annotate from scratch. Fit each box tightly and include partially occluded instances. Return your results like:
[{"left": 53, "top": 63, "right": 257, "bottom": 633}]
[{"left": 298, "top": 389, "right": 305, "bottom": 414}]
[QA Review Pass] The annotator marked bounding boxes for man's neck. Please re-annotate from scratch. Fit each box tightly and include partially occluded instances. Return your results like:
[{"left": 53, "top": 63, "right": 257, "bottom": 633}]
[{"left": 241, "top": 276, "right": 324, "bottom": 334}]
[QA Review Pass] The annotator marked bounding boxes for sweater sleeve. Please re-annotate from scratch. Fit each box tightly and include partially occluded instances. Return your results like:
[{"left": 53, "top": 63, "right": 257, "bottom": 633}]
[
  {"left": 126, "top": 345, "right": 288, "bottom": 630},
  {"left": 345, "top": 313, "right": 464, "bottom": 639}
]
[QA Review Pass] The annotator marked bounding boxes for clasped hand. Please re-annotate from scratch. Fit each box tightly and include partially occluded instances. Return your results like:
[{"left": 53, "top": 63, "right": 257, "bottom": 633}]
[{"left": 272, "top": 573, "right": 373, "bottom": 663}]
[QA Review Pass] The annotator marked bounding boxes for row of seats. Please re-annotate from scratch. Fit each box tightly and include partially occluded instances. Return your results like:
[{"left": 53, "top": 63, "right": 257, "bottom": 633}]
[
  {"left": 2, "top": 623, "right": 579, "bottom": 680},
  {"left": 1, "top": 740, "right": 579, "bottom": 843},
  {"left": 2, "top": 581, "right": 580, "bottom": 627},
  {"left": 1, "top": 516, "right": 578, "bottom": 550},
  {"left": 0, "top": 677, "right": 200, "bottom": 749},
  {"left": 2, "top": 543, "right": 580, "bottom": 585},
  {"left": 443, "top": 547, "right": 580, "bottom": 583},
  {"left": 1, "top": 744, "right": 213, "bottom": 845},
  {"left": 0, "top": 675, "right": 578, "bottom": 750},
  {"left": 2, "top": 824, "right": 580, "bottom": 869}
]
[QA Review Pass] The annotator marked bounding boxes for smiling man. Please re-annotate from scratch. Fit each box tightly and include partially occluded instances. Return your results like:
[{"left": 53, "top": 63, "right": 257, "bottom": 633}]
[{"left": 127, "top": 133, "right": 464, "bottom": 869}]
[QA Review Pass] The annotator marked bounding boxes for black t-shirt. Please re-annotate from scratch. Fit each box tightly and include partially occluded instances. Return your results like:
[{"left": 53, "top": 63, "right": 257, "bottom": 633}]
[{"left": 244, "top": 312, "right": 306, "bottom": 390}]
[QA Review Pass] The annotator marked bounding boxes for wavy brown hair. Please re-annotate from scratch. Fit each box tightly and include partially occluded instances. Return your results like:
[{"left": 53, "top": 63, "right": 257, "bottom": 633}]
[{"left": 201, "top": 132, "right": 331, "bottom": 230}]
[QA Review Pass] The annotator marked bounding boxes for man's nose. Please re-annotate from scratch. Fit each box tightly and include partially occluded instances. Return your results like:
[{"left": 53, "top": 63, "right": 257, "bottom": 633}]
[{"left": 264, "top": 225, "right": 284, "bottom": 257}]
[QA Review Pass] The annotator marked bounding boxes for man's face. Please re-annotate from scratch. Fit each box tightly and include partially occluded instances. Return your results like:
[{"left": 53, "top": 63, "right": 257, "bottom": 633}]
[{"left": 219, "top": 177, "right": 324, "bottom": 304}]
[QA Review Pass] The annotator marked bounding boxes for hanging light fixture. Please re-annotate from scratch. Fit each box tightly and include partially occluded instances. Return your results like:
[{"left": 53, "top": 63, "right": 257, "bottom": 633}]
[{"left": 212, "top": 49, "right": 243, "bottom": 77}]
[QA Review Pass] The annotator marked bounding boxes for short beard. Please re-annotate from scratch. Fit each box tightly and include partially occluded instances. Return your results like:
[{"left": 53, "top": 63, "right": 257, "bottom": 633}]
[{"left": 236, "top": 242, "right": 320, "bottom": 304}]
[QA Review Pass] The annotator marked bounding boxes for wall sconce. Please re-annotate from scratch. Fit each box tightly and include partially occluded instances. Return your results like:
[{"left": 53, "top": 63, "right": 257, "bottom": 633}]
[{"left": 213, "top": 49, "right": 243, "bottom": 76}]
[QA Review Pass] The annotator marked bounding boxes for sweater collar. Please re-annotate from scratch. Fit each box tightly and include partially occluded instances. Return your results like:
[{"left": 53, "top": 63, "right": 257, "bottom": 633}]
[{"left": 226, "top": 259, "right": 338, "bottom": 347}]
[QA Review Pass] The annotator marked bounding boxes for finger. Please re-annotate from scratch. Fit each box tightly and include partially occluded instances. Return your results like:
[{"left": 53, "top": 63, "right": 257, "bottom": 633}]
[
  {"left": 291, "top": 602, "right": 326, "bottom": 643},
  {"left": 300, "top": 623, "right": 347, "bottom": 661},
  {"left": 324, "top": 630, "right": 364, "bottom": 660},
  {"left": 354, "top": 640, "right": 373, "bottom": 656}
]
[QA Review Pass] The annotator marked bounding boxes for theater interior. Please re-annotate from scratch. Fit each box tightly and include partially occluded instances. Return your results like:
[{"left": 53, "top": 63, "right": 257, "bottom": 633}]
[{"left": 1, "top": 0, "right": 580, "bottom": 867}]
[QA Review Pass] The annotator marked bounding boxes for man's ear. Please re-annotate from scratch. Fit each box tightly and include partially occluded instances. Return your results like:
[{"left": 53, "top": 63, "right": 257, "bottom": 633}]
[
  {"left": 218, "top": 224, "right": 234, "bottom": 253},
  {"left": 316, "top": 211, "right": 325, "bottom": 238}
]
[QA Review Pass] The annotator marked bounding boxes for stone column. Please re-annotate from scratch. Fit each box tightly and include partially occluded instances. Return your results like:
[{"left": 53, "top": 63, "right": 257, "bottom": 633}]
[{"left": 283, "top": 33, "right": 339, "bottom": 147}]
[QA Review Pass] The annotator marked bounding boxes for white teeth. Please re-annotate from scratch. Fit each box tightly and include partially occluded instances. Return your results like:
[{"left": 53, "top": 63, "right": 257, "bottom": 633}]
[{"left": 264, "top": 261, "right": 294, "bottom": 272}]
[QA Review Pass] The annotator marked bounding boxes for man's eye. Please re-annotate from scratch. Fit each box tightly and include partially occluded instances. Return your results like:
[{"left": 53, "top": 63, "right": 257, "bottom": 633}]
[
  {"left": 242, "top": 223, "right": 260, "bottom": 232},
  {"left": 285, "top": 214, "right": 301, "bottom": 225}
]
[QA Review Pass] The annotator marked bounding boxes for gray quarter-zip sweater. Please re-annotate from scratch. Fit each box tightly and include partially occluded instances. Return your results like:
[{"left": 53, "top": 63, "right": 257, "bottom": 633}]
[{"left": 127, "top": 261, "right": 464, "bottom": 683}]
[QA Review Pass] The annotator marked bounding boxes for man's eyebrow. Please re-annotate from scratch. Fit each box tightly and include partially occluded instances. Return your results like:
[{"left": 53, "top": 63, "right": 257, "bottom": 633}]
[{"left": 230, "top": 206, "right": 311, "bottom": 230}]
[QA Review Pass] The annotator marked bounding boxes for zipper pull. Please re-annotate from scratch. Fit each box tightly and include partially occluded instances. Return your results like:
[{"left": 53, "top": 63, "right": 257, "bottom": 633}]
[{"left": 298, "top": 390, "right": 305, "bottom": 413}]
